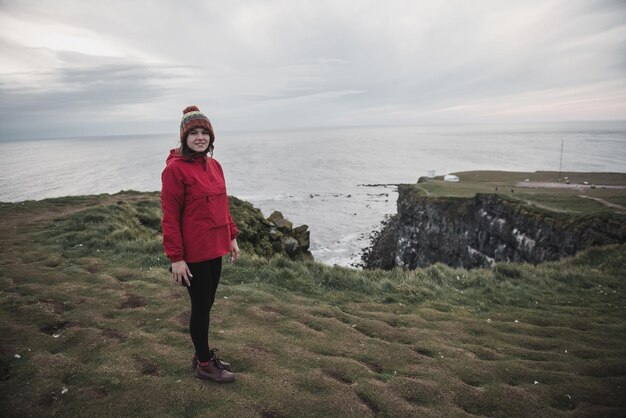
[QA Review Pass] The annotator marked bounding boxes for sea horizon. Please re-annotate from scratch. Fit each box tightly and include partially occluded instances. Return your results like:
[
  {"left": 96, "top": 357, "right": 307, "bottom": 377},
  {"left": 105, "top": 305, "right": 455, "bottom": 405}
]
[
  {"left": 1, "top": 119, "right": 626, "bottom": 143},
  {"left": 1, "top": 122, "right": 625, "bottom": 267}
]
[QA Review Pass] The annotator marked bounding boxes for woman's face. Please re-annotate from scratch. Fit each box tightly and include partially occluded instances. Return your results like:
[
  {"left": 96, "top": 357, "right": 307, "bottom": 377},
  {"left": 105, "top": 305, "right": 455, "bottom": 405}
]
[{"left": 186, "top": 128, "right": 211, "bottom": 153}]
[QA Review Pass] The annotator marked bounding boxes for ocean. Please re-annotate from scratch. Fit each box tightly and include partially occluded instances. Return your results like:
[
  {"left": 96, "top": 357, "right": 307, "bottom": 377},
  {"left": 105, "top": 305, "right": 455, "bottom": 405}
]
[{"left": 1, "top": 122, "right": 625, "bottom": 267}]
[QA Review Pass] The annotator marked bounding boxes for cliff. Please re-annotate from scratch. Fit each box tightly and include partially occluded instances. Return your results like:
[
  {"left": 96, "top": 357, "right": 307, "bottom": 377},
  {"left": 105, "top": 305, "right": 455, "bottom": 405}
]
[{"left": 363, "top": 185, "right": 626, "bottom": 269}]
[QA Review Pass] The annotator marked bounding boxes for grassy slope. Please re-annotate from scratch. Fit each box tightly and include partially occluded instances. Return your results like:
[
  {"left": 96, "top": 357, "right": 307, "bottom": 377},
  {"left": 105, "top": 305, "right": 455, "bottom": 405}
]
[
  {"left": 417, "top": 171, "right": 626, "bottom": 215},
  {"left": 1, "top": 192, "right": 625, "bottom": 417}
]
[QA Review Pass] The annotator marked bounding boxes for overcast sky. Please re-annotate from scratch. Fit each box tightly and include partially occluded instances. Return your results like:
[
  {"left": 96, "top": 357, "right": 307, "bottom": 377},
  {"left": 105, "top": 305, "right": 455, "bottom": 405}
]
[{"left": 0, "top": 0, "right": 625, "bottom": 140}]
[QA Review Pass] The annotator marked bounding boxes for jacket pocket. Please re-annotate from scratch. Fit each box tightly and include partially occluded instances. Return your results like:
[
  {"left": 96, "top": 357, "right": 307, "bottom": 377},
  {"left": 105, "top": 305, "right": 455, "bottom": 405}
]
[{"left": 186, "top": 187, "right": 230, "bottom": 229}]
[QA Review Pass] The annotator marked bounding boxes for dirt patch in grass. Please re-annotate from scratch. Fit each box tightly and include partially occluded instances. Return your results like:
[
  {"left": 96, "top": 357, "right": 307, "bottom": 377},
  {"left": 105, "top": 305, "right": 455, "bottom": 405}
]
[
  {"left": 38, "top": 391, "right": 57, "bottom": 408},
  {"left": 101, "top": 328, "right": 128, "bottom": 342},
  {"left": 259, "top": 305, "right": 282, "bottom": 315},
  {"left": 243, "top": 343, "right": 274, "bottom": 355},
  {"left": 412, "top": 346, "right": 438, "bottom": 358},
  {"left": 321, "top": 367, "right": 353, "bottom": 385},
  {"left": 0, "top": 358, "right": 11, "bottom": 381},
  {"left": 160, "top": 287, "right": 183, "bottom": 300},
  {"left": 296, "top": 319, "right": 324, "bottom": 332},
  {"left": 176, "top": 310, "right": 191, "bottom": 327},
  {"left": 133, "top": 355, "right": 160, "bottom": 376},
  {"left": 75, "top": 385, "right": 108, "bottom": 400},
  {"left": 390, "top": 377, "right": 445, "bottom": 406},
  {"left": 118, "top": 294, "right": 146, "bottom": 309},
  {"left": 39, "top": 320, "right": 70, "bottom": 335},
  {"left": 37, "top": 298, "right": 66, "bottom": 314},
  {"left": 356, "top": 390, "right": 380, "bottom": 415},
  {"left": 259, "top": 406, "right": 286, "bottom": 418},
  {"left": 357, "top": 359, "right": 384, "bottom": 374}
]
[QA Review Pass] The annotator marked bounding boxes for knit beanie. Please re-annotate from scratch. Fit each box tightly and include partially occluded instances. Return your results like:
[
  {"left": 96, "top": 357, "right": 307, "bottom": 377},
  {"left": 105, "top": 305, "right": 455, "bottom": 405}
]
[{"left": 180, "top": 105, "right": 215, "bottom": 143}]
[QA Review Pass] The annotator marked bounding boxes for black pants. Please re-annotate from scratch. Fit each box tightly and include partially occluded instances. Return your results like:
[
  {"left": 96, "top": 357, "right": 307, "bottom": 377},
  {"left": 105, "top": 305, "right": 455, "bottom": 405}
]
[{"left": 186, "top": 257, "right": 222, "bottom": 362}]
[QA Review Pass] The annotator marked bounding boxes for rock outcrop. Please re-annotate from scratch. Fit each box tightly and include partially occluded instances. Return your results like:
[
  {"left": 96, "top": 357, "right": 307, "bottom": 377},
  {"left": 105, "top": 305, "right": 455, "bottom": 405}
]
[
  {"left": 229, "top": 197, "right": 313, "bottom": 261},
  {"left": 363, "top": 185, "right": 626, "bottom": 270}
]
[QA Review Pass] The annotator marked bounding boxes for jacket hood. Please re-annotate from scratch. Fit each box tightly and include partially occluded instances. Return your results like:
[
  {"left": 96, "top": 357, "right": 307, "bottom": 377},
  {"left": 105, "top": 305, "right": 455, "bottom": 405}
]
[
  {"left": 166, "top": 149, "right": 180, "bottom": 165},
  {"left": 166, "top": 148, "right": 207, "bottom": 165}
]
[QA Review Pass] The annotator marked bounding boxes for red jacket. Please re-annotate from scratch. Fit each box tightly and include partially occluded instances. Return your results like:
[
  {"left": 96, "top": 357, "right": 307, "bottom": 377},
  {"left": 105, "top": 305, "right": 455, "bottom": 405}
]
[{"left": 161, "top": 149, "right": 238, "bottom": 263}]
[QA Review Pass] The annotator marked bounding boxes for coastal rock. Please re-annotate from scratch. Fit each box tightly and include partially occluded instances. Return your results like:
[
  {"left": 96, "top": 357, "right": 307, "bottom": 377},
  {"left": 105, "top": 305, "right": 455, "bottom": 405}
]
[
  {"left": 283, "top": 237, "right": 299, "bottom": 256},
  {"left": 294, "top": 225, "right": 309, "bottom": 234},
  {"left": 294, "top": 225, "right": 310, "bottom": 248},
  {"left": 363, "top": 186, "right": 626, "bottom": 270},
  {"left": 229, "top": 198, "right": 313, "bottom": 261},
  {"left": 269, "top": 227, "right": 282, "bottom": 240},
  {"left": 268, "top": 211, "right": 293, "bottom": 231}
]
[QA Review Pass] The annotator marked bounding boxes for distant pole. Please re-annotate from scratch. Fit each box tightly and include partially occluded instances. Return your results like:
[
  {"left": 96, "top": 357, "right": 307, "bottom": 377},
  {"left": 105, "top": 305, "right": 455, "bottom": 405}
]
[{"left": 558, "top": 139, "right": 564, "bottom": 181}]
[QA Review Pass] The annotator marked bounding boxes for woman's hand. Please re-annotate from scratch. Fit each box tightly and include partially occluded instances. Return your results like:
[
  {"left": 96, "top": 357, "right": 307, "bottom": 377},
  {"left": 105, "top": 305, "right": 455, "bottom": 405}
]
[
  {"left": 171, "top": 260, "right": 192, "bottom": 286},
  {"left": 230, "top": 239, "right": 240, "bottom": 263}
]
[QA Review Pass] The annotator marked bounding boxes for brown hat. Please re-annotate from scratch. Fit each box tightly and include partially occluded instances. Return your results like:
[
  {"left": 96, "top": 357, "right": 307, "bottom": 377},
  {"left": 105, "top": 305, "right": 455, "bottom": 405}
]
[{"left": 179, "top": 105, "right": 215, "bottom": 143}]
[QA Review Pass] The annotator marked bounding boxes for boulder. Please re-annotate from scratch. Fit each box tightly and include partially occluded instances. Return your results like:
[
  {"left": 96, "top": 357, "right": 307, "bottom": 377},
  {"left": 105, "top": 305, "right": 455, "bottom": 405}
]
[
  {"left": 269, "top": 227, "right": 282, "bottom": 240},
  {"left": 283, "top": 237, "right": 299, "bottom": 256},
  {"left": 293, "top": 224, "right": 310, "bottom": 248},
  {"left": 268, "top": 211, "right": 293, "bottom": 230}
]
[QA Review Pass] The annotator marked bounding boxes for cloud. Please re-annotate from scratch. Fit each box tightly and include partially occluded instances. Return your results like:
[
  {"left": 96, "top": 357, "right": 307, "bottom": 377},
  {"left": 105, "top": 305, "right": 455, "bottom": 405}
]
[
  {"left": 0, "top": 0, "right": 624, "bottom": 139},
  {"left": 0, "top": 44, "right": 194, "bottom": 138}
]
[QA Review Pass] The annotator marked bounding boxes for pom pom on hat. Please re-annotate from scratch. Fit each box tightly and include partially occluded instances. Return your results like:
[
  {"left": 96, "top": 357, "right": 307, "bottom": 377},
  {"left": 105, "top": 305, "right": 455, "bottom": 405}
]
[
  {"left": 183, "top": 105, "right": 200, "bottom": 114},
  {"left": 180, "top": 105, "right": 215, "bottom": 142}
]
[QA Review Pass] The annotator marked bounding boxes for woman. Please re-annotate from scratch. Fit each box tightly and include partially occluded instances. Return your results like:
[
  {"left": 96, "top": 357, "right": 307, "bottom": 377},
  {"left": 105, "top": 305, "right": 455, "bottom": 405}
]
[{"left": 161, "top": 105, "right": 239, "bottom": 383}]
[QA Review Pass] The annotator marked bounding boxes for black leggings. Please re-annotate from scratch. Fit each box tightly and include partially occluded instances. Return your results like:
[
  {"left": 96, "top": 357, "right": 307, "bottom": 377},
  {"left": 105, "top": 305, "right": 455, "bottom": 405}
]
[{"left": 186, "top": 257, "right": 222, "bottom": 362}]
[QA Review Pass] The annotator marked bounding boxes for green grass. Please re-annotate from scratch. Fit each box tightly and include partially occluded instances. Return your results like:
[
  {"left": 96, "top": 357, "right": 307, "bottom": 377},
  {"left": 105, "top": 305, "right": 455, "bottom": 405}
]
[
  {"left": 418, "top": 171, "right": 626, "bottom": 215},
  {"left": 1, "top": 192, "right": 625, "bottom": 417}
]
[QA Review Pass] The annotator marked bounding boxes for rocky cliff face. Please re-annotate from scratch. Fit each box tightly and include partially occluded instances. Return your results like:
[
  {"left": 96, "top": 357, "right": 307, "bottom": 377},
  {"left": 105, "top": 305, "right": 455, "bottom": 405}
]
[{"left": 363, "top": 185, "right": 626, "bottom": 270}]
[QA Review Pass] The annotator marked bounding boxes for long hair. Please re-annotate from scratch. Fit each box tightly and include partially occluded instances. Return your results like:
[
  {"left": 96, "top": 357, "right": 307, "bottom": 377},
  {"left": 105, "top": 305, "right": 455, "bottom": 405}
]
[{"left": 178, "top": 140, "right": 214, "bottom": 158}]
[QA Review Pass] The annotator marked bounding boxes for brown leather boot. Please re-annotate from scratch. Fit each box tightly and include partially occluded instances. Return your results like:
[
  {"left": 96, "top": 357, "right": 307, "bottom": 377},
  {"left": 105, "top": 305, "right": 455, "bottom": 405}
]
[
  {"left": 195, "top": 358, "right": 235, "bottom": 383},
  {"left": 192, "top": 349, "right": 232, "bottom": 372}
]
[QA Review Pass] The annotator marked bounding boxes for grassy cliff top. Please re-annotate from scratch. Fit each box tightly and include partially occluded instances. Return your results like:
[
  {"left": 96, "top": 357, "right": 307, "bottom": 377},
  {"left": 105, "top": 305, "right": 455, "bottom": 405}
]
[
  {"left": 415, "top": 171, "right": 626, "bottom": 215},
  {"left": 1, "top": 192, "right": 625, "bottom": 417}
]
